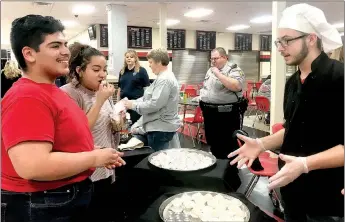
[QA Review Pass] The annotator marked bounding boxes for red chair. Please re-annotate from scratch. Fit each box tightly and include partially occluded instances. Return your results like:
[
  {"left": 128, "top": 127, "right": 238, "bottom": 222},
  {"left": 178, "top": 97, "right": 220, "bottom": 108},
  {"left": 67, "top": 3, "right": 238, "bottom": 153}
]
[
  {"left": 183, "top": 106, "right": 204, "bottom": 147},
  {"left": 252, "top": 96, "right": 270, "bottom": 127},
  {"left": 180, "top": 84, "right": 186, "bottom": 91},
  {"left": 246, "top": 81, "right": 254, "bottom": 98},
  {"left": 184, "top": 88, "right": 197, "bottom": 97},
  {"left": 244, "top": 152, "right": 279, "bottom": 198},
  {"left": 255, "top": 81, "right": 263, "bottom": 91},
  {"left": 242, "top": 149, "right": 282, "bottom": 209},
  {"left": 272, "top": 123, "right": 284, "bottom": 134},
  {"left": 185, "top": 85, "right": 196, "bottom": 90},
  {"left": 243, "top": 91, "right": 256, "bottom": 116},
  {"left": 241, "top": 124, "right": 283, "bottom": 210}
]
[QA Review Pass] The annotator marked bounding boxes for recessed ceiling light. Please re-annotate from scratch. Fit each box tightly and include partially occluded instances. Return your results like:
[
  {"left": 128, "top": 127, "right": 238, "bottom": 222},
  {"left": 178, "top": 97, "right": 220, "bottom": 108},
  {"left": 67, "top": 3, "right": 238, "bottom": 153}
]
[
  {"left": 332, "top": 23, "right": 344, "bottom": 29},
  {"left": 250, "top": 15, "right": 272, "bottom": 24},
  {"left": 61, "top": 20, "right": 78, "bottom": 28},
  {"left": 226, "top": 25, "right": 250, "bottom": 31},
  {"left": 157, "top": 19, "right": 180, "bottom": 26},
  {"left": 184, "top": 8, "right": 213, "bottom": 18},
  {"left": 72, "top": 4, "right": 95, "bottom": 15}
]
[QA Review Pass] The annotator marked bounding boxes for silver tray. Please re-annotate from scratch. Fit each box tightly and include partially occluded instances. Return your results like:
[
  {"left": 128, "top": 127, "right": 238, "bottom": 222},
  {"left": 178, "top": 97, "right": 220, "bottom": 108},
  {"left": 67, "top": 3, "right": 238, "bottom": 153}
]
[
  {"left": 148, "top": 148, "right": 217, "bottom": 172},
  {"left": 158, "top": 191, "right": 250, "bottom": 222}
]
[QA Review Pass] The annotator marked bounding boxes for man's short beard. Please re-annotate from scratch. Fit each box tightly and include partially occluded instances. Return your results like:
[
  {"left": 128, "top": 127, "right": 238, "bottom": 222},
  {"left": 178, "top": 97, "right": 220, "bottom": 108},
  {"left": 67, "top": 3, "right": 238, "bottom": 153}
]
[{"left": 288, "top": 41, "right": 309, "bottom": 66}]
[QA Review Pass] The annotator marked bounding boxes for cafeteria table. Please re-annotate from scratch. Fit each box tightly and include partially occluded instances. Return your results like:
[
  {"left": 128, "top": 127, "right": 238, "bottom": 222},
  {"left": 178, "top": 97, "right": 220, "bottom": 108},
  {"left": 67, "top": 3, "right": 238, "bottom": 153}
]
[
  {"left": 115, "top": 146, "right": 154, "bottom": 177},
  {"left": 111, "top": 157, "right": 241, "bottom": 221},
  {"left": 136, "top": 186, "right": 278, "bottom": 222},
  {"left": 110, "top": 153, "right": 282, "bottom": 222},
  {"left": 132, "top": 156, "right": 242, "bottom": 193}
]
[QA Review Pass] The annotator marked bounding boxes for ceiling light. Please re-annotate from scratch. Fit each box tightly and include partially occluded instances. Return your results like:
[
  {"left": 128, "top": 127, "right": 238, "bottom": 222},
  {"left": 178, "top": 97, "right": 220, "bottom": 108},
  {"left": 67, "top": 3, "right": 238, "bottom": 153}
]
[
  {"left": 61, "top": 20, "right": 78, "bottom": 28},
  {"left": 250, "top": 15, "right": 272, "bottom": 24},
  {"left": 72, "top": 4, "right": 95, "bottom": 15},
  {"left": 226, "top": 25, "right": 250, "bottom": 31},
  {"left": 184, "top": 8, "right": 213, "bottom": 18},
  {"left": 157, "top": 19, "right": 180, "bottom": 26},
  {"left": 332, "top": 23, "right": 344, "bottom": 29},
  {"left": 340, "top": 32, "right": 344, "bottom": 36}
]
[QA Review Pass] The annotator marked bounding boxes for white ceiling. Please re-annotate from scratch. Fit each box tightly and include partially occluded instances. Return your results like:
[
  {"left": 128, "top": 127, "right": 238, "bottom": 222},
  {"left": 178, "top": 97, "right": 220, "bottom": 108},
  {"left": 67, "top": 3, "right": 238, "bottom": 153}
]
[{"left": 1, "top": 1, "right": 344, "bottom": 45}]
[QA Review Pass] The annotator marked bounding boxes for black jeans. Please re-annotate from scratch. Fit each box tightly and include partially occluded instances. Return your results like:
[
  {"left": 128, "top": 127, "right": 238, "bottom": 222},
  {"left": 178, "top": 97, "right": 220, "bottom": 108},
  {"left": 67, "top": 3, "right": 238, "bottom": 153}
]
[
  {"left": 1, "top": 179, "right": 93, "bottom": 222},
  {"left": 134, "top": 131, "right": 175, "bottom": 151},
  {"left": 199, "top": 101, "right": 241, "bottom": 159},
  {"left": 86, "top": 177, "right": 115, "bottom": 222}
]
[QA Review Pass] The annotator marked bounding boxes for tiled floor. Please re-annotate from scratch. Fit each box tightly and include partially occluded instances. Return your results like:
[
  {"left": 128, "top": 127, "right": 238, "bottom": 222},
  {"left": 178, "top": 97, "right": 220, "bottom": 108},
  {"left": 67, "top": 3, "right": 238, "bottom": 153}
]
[
  {"left": 177, "top": 125, "right": 285, "bottom": 221},
  {"left": 243, "top": 115, "right": 271, "bottom": 133}
]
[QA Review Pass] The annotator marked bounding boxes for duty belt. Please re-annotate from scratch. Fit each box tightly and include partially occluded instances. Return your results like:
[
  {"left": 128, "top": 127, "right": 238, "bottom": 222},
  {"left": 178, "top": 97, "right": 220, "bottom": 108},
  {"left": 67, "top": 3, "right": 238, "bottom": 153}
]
[{"left": 200, "top": 101, "right": 238, "bottom": 113}]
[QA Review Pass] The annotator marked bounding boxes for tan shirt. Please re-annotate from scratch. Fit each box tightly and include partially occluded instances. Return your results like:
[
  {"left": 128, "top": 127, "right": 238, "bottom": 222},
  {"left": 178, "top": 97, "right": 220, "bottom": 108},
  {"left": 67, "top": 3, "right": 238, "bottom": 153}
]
[
  {"left": 61, "top": 81, "right": 120, "bottom": 182},
  {"left": 200, "top": 62, "right": 245, "bottom": 104}
]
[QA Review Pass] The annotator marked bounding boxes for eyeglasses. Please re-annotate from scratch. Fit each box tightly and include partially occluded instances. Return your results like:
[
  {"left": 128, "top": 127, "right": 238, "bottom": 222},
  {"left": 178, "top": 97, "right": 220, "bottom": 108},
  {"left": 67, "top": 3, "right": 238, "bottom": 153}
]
[
  {"left": 210, "top": 57, "right": 221, "bottom": 61},
  {"left": 274, "top": 35, "right": 308, "bottom": 48}
]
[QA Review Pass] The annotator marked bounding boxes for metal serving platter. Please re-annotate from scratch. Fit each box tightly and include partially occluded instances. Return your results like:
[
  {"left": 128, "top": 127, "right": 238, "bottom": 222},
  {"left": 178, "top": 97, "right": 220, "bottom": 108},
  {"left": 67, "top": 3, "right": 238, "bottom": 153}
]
[
  {"left": 158, "top": 191, "right": 250, "bottom": 222},
  {"left": 147, "top": 148, "right": 217, "bottom": 172}
]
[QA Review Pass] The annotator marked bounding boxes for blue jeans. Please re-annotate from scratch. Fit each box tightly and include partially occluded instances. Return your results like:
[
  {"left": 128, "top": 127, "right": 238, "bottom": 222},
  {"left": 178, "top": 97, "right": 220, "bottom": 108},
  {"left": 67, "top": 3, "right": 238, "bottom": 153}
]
[
  {"left": 1, "top": 179, "right": 93, "bottom": 222},
  {"left": 134, "top": 131, "right": 175, "bottom": 151}
]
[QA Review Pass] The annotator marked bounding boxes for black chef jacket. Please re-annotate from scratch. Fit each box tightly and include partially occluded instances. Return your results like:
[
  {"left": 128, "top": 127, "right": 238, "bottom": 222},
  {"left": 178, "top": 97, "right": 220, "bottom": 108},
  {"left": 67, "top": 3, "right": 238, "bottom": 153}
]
[{"left": 280, "top": 52, "right": 344, "bottom": 217}]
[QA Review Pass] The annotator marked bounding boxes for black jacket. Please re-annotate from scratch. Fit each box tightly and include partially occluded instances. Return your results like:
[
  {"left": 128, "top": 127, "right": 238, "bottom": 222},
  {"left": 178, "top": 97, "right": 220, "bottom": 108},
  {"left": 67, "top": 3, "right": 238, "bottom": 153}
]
[
  {"left": 280, "top": 52, "right": 344, "bottom": 216},
  {"left": 1, "top": 71, "right": 20, "bottom": 98}
]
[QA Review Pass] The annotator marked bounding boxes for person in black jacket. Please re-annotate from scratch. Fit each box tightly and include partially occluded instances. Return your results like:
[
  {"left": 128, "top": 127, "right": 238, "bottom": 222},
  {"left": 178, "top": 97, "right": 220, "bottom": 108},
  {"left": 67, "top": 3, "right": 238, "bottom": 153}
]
[
  {"left": 228, "top": 3, "right": 344, "bottom": 222},
  {"left": 1, "top": 60, "right": 21, "bottom": 98},
  {"left": 117, "top": 49, "right": 149, "bottom": 124}
]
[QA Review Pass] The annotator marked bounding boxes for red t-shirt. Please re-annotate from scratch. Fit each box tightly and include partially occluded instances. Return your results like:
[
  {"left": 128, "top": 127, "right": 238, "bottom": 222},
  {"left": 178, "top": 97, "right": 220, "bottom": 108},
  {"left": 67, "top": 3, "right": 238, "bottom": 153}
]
[{"left": 1, "top": 78, "right": 95, "bottom": 192}]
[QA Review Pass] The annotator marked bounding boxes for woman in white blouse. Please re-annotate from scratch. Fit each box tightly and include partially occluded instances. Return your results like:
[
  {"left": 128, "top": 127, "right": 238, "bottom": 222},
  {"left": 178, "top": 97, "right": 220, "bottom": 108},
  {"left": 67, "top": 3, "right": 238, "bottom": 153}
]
[{"left": 61, "top": 42, "right": 125, "bottom": 222}]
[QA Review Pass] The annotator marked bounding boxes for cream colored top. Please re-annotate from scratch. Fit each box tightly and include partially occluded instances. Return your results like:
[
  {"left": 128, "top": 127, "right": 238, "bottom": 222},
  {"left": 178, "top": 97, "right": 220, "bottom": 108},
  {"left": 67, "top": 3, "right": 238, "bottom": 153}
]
[{"left": 61, "top": 80, "right": 120, "bottom": 182}]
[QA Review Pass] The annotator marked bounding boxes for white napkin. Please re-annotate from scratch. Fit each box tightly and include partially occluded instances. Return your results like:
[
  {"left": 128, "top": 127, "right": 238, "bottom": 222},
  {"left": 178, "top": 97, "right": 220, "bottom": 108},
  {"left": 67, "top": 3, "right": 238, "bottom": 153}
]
[
  {"left": 118, "top": 137, "right": 144, "bottom": 151},
  {"left": 112, "top": 100, "right": 126, "bottom": 122}
]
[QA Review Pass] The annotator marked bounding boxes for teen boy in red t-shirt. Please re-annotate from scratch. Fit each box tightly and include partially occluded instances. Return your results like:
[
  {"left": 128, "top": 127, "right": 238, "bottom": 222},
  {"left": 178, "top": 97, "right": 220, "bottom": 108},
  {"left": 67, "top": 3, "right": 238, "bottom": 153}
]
[{"left": 1, "top": 15, "right": 125, "bottom": 221}]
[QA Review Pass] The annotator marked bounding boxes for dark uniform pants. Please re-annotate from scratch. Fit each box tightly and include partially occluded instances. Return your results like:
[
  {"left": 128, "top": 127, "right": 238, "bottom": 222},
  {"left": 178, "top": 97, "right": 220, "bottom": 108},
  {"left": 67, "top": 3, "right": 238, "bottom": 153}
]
[{"left": 199, "top": 100, "right": 241, "bottom": 159}]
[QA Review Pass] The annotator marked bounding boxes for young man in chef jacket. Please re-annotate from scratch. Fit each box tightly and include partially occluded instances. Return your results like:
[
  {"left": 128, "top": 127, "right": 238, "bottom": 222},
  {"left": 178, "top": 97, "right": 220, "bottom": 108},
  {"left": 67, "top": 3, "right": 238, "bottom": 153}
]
[{"left": 228, "top": 3, "right": 344, "bottom": 222}]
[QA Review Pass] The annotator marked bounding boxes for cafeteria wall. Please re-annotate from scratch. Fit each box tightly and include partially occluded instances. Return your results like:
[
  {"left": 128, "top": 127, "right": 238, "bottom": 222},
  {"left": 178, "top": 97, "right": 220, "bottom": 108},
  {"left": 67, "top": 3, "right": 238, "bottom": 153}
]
[{"left": 68, "top": 25, "right": 270, "bottom": 80}]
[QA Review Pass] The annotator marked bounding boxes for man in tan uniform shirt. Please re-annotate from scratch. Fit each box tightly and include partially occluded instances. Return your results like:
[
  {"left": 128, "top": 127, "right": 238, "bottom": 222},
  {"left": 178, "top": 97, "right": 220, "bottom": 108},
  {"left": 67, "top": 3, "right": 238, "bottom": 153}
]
[{"left": 199, "top": 47, "right": 246, "bottom": 159}]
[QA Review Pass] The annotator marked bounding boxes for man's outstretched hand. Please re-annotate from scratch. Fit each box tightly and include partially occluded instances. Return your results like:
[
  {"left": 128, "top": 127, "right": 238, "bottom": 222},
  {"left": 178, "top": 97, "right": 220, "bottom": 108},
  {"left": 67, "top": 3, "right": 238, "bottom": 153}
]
[{"left": 228, "top": 134, "right": 263, "bottom": 168}]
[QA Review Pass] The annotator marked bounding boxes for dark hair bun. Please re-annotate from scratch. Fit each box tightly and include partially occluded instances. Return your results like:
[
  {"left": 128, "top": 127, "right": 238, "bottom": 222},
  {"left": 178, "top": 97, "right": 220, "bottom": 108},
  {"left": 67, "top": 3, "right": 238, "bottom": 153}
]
[
  {"left": 69, "top": 42, "right": 90, "bottom": 58},
  {"left": 67, "top": 42, "right": 104, "bottom": 84}
]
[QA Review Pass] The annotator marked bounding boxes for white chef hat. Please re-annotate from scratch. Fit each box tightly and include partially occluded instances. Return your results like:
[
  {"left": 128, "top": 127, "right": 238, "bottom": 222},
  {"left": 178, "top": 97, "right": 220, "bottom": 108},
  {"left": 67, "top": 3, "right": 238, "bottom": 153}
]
[{"left": 278, "top": 3, "right": 343, "bottom": 53}]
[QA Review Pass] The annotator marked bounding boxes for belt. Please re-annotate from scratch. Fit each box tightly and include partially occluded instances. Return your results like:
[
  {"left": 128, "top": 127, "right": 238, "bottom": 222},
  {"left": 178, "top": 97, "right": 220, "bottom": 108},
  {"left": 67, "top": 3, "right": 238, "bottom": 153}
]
[
  {"left": 200, "top": 100, "right": 238, "bottom": 108},
  {"left": 200, "top": 100, "right": 239, "bottom": 113},
  {"left": 36, "top": 178, "right": 93, "bottom": 194}
]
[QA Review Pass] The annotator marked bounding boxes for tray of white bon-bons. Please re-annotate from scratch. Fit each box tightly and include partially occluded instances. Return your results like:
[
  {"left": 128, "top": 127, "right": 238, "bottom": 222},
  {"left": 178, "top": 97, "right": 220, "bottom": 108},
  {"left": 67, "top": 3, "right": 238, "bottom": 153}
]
[
  {"left": 158, "top": 191, "right": 250, "bottom": 222},
  {"left": 148, "top": 148, "right": 217, "bottom": 172}
]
